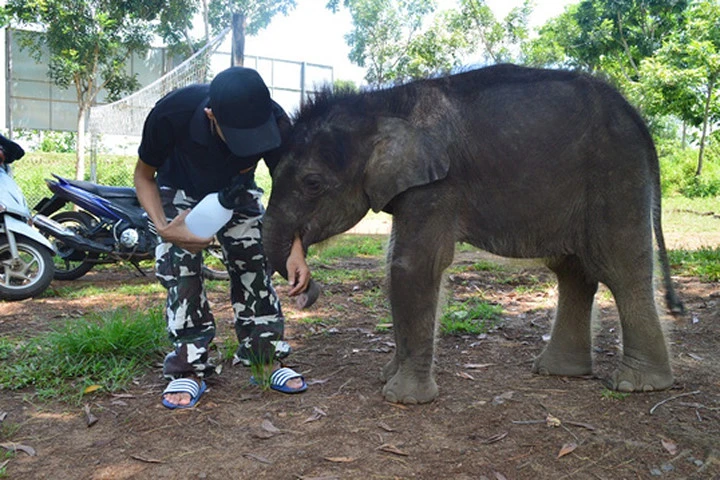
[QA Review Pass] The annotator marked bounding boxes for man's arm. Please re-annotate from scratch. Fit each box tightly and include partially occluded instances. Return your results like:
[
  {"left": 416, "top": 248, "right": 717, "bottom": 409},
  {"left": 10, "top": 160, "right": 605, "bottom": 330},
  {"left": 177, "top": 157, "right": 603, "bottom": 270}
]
[{"left": 134, "top": 158, "right": 211, "bottom": 253}]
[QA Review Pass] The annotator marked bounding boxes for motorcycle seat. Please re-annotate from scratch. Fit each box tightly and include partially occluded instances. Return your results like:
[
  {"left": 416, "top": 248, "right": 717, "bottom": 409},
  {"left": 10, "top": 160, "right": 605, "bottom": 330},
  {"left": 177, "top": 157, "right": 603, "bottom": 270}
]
[{"left": 63, "top": 178, "right": 138, "bottom": 200}]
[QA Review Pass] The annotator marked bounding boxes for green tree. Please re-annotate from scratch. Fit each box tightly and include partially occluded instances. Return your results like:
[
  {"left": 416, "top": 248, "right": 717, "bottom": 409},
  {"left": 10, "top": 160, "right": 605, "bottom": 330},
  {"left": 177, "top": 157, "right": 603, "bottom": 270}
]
[
  {"left": 326, "top": 0, "right": 531, "bottom": 87},
  {"left": 326, "top": 0, "right": 439, "bottom": 87},
  {"left": 207, "top": 0, "right": 296, "bottom": 36},
  {"left": 526, "top": 0, "right": 688, "bottom": 84},
  {"left": 447, "top": 0, "right": 532, "bottom": 65},
  {"left": 639, "top": 0, "right": 720, "bottom": 176},
  {"left": 1, "top": 0, "right": 166, "bottom": 180}
]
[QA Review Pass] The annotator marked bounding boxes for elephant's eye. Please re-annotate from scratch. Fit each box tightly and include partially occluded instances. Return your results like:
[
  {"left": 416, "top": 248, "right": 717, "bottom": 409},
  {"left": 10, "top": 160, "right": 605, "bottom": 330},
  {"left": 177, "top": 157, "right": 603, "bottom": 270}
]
[{"left": 302, "top": 174, "right": 327, "bottom": 197}]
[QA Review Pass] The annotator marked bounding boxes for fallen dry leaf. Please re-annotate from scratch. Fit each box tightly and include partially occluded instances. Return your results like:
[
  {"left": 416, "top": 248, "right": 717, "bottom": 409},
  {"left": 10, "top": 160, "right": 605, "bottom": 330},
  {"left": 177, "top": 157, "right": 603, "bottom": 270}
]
[
  {"left": 83, "top": 384, "right": 103, "bottom": 394},
  {"left": 492, "top": 391, "right": 515, "bottom": 405},
  {"left": 463, "top": 363, "right": 495, "bottom": 369},
  {"left": 557, "top": 442, "right": 578, "bottom": 459},
  {"left": 482, "top": 432, "right": 508, "bottom": 444},
  {"left": 110, "top": 393, "right": 135, "bottom": 399},
  {"left": 377, "top": 421, "right": 396, "bottom": 432},
  {"left": 566, "top": 421, "right": 596, "bottom": 431},
  {"left": 376, "top": 443, "right": 409, "bottom": 456},
  {"left": 324, "top": 456, "right": 357, "bottom": 463},
  {"left": 243, "top": 453, "right": 272, "bottom": 464},
  {"left": 304, "top": 406, "right": 327, "bottom": 423},
  {"left": 456, "top": 371, "right": 475, "bottom": 380},
  {"left": 661, "top": 438, "right": 678, "bottom": 455},
  {"left": 494, "top": 472, "right": 509, "bottom": 480},
  {"left": 130, "top": 454, "right": 165, "bottom": 464},
  {"left": 0, "top": 442, "right": 36, "bottom": 456},
  {"left": 261, "top": 419, "right": 282, "bottom": 434},
  {"left": 546, "top": 413, "right": 562, "bottom": 427},
  {"left": 83, "top": 404, "right": 98, "bottom": 427}
]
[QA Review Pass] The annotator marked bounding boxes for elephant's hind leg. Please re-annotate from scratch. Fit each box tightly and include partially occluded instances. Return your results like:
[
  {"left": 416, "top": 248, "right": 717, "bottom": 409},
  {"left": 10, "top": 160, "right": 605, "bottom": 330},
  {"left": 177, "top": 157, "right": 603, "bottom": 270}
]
[
  {"left": 533, "top": 256, "right": 597, "bottom": 377},
  {"left": 604, "top": 265, "right": 673, "bottom": 392}
]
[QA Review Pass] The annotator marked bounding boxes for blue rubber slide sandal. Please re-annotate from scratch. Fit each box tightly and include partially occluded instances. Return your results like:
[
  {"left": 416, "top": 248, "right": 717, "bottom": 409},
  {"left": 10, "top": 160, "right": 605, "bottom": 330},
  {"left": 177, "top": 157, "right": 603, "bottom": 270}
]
[
  {"left": 161, "top": 378, "right": 207, "bottom": 409},
  {"left": 251, "top": 367, "right": 308, "bottom": 394}
]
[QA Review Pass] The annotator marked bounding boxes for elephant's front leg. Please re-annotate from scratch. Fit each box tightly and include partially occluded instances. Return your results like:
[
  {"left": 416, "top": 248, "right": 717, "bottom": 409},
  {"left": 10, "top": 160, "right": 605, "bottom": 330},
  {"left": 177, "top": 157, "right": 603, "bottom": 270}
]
[{"left": 381, "top": 227, "right": 454, "bottom": 404}]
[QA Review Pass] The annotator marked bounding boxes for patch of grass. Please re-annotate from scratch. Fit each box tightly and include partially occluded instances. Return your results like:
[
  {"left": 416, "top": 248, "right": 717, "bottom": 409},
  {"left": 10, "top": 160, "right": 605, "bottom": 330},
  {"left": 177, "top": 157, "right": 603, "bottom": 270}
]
[
  {"left": 600, "top": 388, "right": 630, "bottom": 401},
  {"left": 355, "top": 287, "right": 389, "bottom": 311},
  {"left": 668, "top": 247, "right": 720, "bottom": 282},
  {"left": 448, "top": 260, "right": 507, "bottom": 275},
  {"left": 309, "top": 235, "right": 386, "bottom": 261},
  {"left": 513, "top": 282, "right": 554, "bottom": 296},
  {"left": 0, "top": 420, "right": 22, "bottom": 440},
  {"left": 297, "top": 316, "right": 337, "bottom": 326},
  {"left": 440, "top": 299, "right": 503, "bottom": 335},
  {"left": 375, "top": 318, "right": 393, "bottom": 332},
  {"left": 0, "top": 307, "right": 166, "bottom": 403},
  {"left": 0, "top": 338, "right": 15, "bottom": 362},
  {"left": 0, "top": 451, "right": 15, "bottom": 478},
  {"left": 309, "top": 267, "right": 379, "bottom": 285},
  {"left": 52, "top": 282, "right": 165, "bottom": 299}
]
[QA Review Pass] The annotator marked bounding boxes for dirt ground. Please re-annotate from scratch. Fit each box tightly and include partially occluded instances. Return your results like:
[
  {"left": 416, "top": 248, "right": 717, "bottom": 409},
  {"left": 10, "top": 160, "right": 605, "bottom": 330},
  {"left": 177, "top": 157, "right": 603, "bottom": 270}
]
[{"left": 1, "top": 235, "right": 719, "bottom": 479}]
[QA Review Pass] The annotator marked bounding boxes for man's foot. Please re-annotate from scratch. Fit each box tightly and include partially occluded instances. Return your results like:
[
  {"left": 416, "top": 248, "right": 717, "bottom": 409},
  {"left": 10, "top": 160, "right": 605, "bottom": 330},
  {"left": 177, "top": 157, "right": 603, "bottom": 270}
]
[
  {"left": 251, "top": 365, "right": 307, "bottom": 393},
  {"left": 162, "top": 377, "right": 206, "bottom": 409}
]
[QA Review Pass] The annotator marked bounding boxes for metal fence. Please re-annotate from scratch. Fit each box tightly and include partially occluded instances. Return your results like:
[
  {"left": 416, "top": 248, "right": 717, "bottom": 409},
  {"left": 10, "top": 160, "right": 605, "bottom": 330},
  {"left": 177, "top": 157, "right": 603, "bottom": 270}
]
[{"left": 4, "top": 27, "right": 334, "bottom": 204}]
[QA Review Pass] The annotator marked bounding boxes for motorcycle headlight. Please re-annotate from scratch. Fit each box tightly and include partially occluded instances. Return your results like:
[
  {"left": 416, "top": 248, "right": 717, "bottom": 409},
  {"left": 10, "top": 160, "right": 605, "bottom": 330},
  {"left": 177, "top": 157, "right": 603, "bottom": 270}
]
[{"left": 0, "top": 202, "right": 6, "bottom": 214}]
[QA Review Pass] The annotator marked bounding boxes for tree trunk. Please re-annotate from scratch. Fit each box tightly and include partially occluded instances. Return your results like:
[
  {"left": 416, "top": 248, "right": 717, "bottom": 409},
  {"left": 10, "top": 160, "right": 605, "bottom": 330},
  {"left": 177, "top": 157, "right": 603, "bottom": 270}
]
[
  {"left": 696, "top": 78, "right": 715, "bottom": 177},
  {"left": 681, "top": 122, "right": 687, "bottom": 150},
  {"left": 75, "top": 105, "right": 87, "bottom": 181},
  {"left": 232, "top": 13, "right": 246, "bottom": 67},
  {"left": 202, "top": 0, "right": 210, "bottom": 42}
]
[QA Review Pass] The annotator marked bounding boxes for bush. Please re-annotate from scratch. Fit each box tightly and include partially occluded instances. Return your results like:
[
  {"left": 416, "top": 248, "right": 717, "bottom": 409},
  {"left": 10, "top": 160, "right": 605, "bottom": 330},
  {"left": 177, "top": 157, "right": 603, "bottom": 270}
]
[{"left": 658, "top": 140, "right": 720, "bottom": 198}]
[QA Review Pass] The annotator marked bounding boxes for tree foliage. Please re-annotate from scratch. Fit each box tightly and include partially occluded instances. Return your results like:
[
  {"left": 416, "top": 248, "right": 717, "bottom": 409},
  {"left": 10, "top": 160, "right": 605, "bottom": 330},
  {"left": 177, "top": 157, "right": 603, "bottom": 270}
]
[
  {"left": 1, "top": 0, "right": 167, "bottom": 179},
  {"left": 207, "top": 0, "right": 296, "bottom": 36},
  {"left": 327, "top": 0, "right": 531, "bottom": 87},
  {"left": 447, "top": 0, "right": 532, "bottom": 65},
  {"left": 325, "top": 0, "right": 440, "bottom": 86},
  {"left": 639, "top": 0, "right": 720, "bottom": 175},
  {"left": 525, "top": 0, "right": 688, "bottom": 80}
]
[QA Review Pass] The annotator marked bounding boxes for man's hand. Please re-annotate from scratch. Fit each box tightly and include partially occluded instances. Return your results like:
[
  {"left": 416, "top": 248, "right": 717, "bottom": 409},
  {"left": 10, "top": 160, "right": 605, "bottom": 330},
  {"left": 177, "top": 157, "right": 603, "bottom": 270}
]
[
  {"left": 157, "top": 210, "right": 213, "bottom": 253},
  {"left": 287, "top": 235, "right": 310, "bottom": 297}
]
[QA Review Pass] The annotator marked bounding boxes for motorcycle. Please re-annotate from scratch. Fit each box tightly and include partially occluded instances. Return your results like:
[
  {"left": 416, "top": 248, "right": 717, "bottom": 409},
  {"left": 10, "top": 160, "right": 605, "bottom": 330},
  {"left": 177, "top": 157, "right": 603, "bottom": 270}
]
[
  {"left": 33, "top": 174, "right": 228, "bottom": 281},
  {"left": 0, "top": 162, "right": 56, "bottom": 301}
]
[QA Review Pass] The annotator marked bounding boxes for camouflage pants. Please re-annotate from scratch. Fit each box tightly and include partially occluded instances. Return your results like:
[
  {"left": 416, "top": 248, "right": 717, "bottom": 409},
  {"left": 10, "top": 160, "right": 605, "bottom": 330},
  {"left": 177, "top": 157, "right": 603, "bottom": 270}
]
[{"left": 156, "top": 185, "right": 288, "bottom": 380}]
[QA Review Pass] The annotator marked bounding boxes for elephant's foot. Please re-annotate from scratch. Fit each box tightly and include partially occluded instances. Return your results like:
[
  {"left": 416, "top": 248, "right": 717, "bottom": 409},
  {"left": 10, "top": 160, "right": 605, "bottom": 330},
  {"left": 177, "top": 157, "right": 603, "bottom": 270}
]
[
  {"left": 532, "top": 347, "right": 592, "bottom": 377},
  {"left": 381, "top": 357, "right": 399, "bottom": 382},
  {"left": 382, "top": 370, "right": 438, "bottom": 404},
  {"left": 607, "top": 357, "right": 673, "bottom": 392}
]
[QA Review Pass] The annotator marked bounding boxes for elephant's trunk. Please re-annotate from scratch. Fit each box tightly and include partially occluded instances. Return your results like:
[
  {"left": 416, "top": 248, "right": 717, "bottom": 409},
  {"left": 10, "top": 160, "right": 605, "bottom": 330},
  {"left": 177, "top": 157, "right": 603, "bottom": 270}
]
[
  {"left": 262, "top": 212, "right": 292, "bottom": 281},
  {"left": 262, "top": 211, "right": 321, "bottom": 309}
]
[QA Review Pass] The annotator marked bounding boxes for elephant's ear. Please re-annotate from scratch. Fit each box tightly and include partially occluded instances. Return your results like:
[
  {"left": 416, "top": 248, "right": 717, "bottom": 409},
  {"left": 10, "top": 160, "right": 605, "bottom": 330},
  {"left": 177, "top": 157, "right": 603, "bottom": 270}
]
[{"left": 363, "top": 117, "right": 450, "bottom": 212}]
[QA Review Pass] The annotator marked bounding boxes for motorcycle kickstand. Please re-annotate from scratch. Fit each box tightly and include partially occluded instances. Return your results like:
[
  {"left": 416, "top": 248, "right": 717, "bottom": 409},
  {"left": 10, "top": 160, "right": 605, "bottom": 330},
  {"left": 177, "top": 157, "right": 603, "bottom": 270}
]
[{"left": 129, "top": 260, "right": 148, "bottom": 277}]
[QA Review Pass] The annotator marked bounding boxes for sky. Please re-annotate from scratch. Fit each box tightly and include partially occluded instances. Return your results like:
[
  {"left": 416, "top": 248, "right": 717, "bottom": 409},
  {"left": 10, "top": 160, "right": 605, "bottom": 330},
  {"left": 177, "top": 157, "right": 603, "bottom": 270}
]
[{"left": 246, "top": 0, "right": 580, "bottom": 85}]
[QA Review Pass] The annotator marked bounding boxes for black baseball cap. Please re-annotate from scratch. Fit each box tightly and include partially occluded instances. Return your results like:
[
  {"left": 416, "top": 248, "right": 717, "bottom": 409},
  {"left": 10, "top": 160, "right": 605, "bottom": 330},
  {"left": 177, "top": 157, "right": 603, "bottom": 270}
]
[
  {"left": 0, "top": 134, "right": 25, "bottom": 164},
  {"left": 209, "top": 67, "right": 281, "bottom": 157}
]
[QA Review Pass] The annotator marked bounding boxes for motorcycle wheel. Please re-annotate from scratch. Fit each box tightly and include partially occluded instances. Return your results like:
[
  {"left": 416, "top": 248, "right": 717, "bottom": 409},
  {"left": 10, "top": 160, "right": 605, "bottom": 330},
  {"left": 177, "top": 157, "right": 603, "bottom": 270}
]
[
  {"left": 46, "top": 211, "right": 100, "bottom": 281},
  {"left": 201, "top": 242, "right": 229, "bottom": 280},
  {"left": 0, "top": 234, "right": 55, "bottom": 301}
]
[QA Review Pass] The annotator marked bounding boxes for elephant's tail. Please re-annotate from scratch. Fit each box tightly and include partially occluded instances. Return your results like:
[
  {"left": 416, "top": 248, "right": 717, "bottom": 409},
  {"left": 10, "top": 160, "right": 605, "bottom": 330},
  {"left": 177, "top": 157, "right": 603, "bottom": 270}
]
[{"left": 651, "top": 151, "right": 685, "bottom": 315}]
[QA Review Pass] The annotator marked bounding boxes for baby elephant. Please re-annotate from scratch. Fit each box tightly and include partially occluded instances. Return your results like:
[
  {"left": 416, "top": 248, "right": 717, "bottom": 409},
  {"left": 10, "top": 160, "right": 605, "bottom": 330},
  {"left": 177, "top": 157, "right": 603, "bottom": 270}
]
[{"left": 263, "top": 64, "right": 683, "bottom": 404}]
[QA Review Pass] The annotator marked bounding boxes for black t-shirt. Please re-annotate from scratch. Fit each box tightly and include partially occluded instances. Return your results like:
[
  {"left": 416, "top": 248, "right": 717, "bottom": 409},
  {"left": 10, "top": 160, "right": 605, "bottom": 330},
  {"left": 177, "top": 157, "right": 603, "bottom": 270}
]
[{"left": 138, "top": 84, "right": 287, "bottom": 199}]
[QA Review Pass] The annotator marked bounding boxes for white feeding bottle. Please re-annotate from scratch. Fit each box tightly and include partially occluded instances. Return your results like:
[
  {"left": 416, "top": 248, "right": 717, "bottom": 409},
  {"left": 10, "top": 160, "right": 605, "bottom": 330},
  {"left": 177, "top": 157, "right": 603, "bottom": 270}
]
[
  {"left": 185, "top": 176, "right": 248, "bottom": 237},
  {"left": 185, "top": 192, "right": 233, "bottom": 238}
]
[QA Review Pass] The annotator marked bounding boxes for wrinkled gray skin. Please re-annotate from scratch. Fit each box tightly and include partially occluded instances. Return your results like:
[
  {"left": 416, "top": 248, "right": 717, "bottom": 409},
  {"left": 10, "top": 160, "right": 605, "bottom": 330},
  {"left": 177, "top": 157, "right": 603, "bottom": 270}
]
[{"left": 263, "top": 64, "right": 683, "bottom": 405}]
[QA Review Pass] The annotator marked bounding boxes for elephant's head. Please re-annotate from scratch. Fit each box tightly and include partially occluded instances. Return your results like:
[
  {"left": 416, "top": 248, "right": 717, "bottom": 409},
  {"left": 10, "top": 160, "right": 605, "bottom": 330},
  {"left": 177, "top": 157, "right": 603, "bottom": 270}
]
[{"left": 263, "top": 89, "right": 451, "bottom": 280}]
